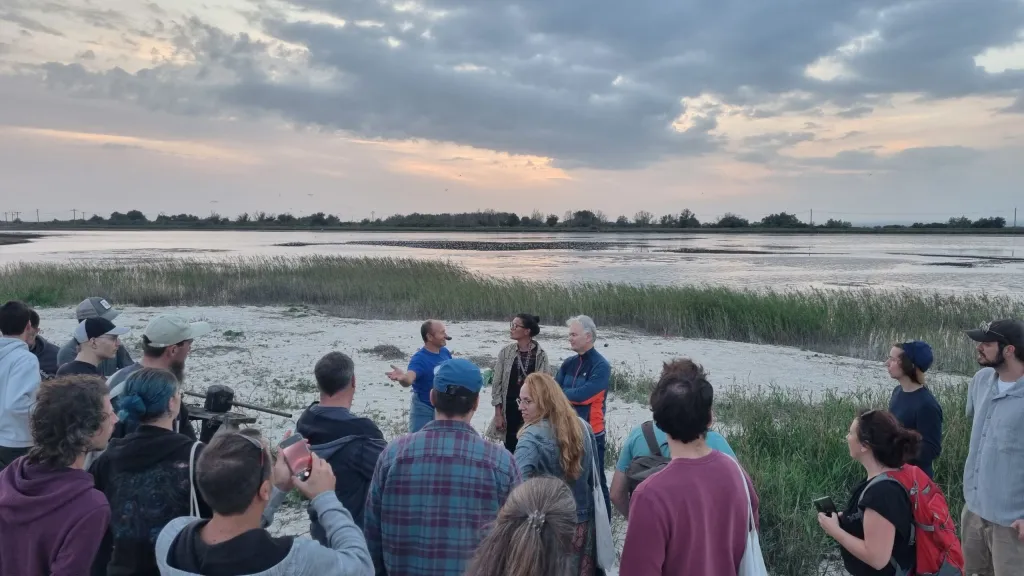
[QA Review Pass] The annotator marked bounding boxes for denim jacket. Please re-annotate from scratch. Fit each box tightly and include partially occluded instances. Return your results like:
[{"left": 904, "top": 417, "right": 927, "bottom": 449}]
[{"left": 514, "top": 418, "right": 597, "bottom": 523}]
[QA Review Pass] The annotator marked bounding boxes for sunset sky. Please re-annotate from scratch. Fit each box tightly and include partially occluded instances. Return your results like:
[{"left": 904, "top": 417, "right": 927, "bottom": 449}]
[{"left": 2, "top": 0, "right": 1023, "bottom": 224}]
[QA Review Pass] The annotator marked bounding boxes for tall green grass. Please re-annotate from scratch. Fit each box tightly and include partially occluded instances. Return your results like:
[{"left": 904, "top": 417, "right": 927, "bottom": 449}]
[
  {"left": 714, "top": 381, "right": 970, "bottom": 576},
  {"left": 2, "top": 256, "right": 1019, "bottom": 374}
]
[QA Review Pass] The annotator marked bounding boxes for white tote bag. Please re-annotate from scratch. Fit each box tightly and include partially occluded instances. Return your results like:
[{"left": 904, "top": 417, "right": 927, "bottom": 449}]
[
  {"left": 586, "top": 427, "right": 615, "bottom": 571},
  {"left": 729, "top": 455, "right": 769, "bottom": 576},
  {"left": 188, "top": 441, "right": 201, "bottom": 517}
]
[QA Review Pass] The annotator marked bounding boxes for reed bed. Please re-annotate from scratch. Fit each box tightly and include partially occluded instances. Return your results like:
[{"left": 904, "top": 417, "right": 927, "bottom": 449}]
[
  {"left": 711, "top": 381, "right": 971, "bottom": 576},
  {"left": 2, "top": 255, "right": 1019, "bottom": 375},
  {"left": 2, "top": 256, "right": 989, "bottom": 574}
]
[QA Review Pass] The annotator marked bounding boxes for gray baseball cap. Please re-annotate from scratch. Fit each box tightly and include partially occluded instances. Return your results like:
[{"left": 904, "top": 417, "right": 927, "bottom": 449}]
[
  {"left": 143, "top": 314, "right": 213, "bottom": 347},
  {"left": 76, "top": 297, "right": 120, "bottom": 321}
]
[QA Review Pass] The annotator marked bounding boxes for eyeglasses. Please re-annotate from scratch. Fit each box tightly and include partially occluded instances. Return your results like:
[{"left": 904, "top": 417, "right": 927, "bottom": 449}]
[
  {"left": 510, "top": 322, "right": 524, "bottom": 330},
  {"left": 233, "top": 432, "right": 267, "bottom": 480},
  {"left": 516, "top": 397, "right": 533, "bottom": 407}
]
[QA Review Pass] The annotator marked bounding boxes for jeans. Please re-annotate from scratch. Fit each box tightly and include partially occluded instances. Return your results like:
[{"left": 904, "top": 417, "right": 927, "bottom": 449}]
[
  {"left": 595, "top": 433, "right": 611, "bottom": 519},
  {"left": 409, "top": 396, "right": 434, "bottom": 433}
]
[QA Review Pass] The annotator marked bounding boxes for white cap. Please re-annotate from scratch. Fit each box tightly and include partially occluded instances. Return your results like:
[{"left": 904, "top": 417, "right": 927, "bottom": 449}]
[{"left": 143, "top": 314, "right": 213, "bottom": 347}]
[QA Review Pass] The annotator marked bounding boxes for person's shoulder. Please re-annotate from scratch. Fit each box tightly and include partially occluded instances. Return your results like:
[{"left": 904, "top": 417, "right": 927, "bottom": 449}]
[
  {"left": 706, "top": 431, "right": 735, "bottom": 457},
  {"left": 920, "top": 386, "right": 942, "bottom": 407},
  {"left": 80, "top": 486, "right": 113, "bottom": 514},
  {"left": 13, "top": 346, "right": 40, "bottom": 367},
  {"left": 972, "top": 367, "right": 997, "bottom": 384},
  {"left": 861, "top": 475, "right": 910, "bottom": 510},
  {"left": 622, "top": 423, "right": 645, "bottom": 453}
]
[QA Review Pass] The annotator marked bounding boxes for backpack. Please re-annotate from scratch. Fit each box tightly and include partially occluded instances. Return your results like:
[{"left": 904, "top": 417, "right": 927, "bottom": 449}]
[
  {"left": 857, "top": 465, "right": 965, "bottom": 576},
  {"left": 625, "top": 421, "right": 671, "bottom": 495}
]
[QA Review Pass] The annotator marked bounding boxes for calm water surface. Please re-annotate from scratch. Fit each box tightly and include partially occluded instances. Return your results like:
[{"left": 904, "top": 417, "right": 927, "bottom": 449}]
[{"left": 3, "top": 230, "right": 1023, "bottom": 295}]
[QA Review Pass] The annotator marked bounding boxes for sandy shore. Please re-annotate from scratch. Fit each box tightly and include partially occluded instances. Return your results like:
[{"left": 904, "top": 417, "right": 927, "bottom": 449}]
[{"left": 35, "top": 305, "right": 938, "bottom": 572}]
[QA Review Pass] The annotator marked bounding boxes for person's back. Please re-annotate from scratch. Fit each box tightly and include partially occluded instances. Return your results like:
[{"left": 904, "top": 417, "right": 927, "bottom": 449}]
[
  {"left": 619, "top": 358, "right": 761, "bottom": 576},
  {"left": 297, "top": 402, "right": 385, "bottom": 532},
  {"left": 621, "top": 450, "right": 757, "bottom": 574},
  {"left": 366, "top": 420, "right": 520, "bottom": 575},
  {"left": 90, "top": 367, "right": 210, "bottom": 576},
  {"left": 0, "top": 375, "right": 119, "bottom": 575},
  {"left": 364, "top": 358, "right": 521, "bottom": 576},
  {"left": 516, "top": 419, "right": 595, "bottom": 523},
  {"left": 0, "top": 301, "right": 43, "bottom": 469},
  {"left": 91, "top": 426, "right": 207, "bottom": 575},
  {"left": 0, "top": 454, "right": 112, "bottom": 574}
]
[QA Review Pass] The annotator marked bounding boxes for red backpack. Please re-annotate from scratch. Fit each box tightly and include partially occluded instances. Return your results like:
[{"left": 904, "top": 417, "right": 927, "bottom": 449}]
[{"left": 858, "top": 465, "right": 965, "bottom": 576}]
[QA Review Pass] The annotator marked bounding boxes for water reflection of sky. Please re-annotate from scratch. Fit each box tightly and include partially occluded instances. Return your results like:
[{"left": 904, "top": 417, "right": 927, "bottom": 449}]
[{"left": 3, "top": 230, "right": 1023, "bottom": 296}]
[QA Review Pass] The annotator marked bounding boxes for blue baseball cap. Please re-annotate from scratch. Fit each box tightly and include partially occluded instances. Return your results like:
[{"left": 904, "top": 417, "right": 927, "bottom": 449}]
[
  {"left": 900, "top": 341, "right": 934, "bottom": 372},
  {"left": 433, "top": 358, "right": 483, "bottom": 395}
]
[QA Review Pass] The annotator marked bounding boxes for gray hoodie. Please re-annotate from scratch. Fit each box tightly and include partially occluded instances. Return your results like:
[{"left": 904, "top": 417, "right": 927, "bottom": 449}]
[
  {"left": 155, "top": 491, "right": 373, "bottom": 576},
  {"left": 0, "top": 337, "right": 41, "bottom": 448}
]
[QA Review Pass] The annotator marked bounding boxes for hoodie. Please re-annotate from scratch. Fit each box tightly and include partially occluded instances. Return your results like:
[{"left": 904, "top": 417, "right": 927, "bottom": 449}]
[
  {"left": 58, "top": 337, "right": 133, "bottom": 378},
  {"left": 89, "top": 425, "right": 210, "bottom": 576},
  {"left": 29, "top": 335, "right": 60, "bottom": 379},
  {"left": 0, "top": 456, "right": 111, "bottom": 576},
  {"left": 296, "top": 403, "right": 385, "bottom": 534},
  {"left": 155, "top": 491, "right": 374, "bottom": 576},
  {"left": 0, "top": 336, "right": 41, "bottom": 448}
]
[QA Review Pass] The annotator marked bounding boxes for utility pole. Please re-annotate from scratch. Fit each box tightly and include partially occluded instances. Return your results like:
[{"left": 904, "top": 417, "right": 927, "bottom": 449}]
[
  {"left": 810, "top": 209, "right": 813, "bottom": 227},
  {"left": 72, "top": 209, "right": 77, "bottom": 221},
  {"left": 1015, "top": 207, "right": 1017, "bottom": 228},
  {"left": 36, "top": 209, "right": 39, "bottom": 223}
]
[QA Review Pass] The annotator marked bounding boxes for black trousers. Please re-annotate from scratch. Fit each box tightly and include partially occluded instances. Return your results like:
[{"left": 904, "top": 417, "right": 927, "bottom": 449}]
[{"left": 0, "top": 446, "right": 30, "bottom": 471}]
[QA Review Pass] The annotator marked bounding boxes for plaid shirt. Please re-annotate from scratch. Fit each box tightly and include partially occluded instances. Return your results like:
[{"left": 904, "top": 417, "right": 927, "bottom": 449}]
[{"left": 363, "top": 419, "right": 522, "bottom": 576}]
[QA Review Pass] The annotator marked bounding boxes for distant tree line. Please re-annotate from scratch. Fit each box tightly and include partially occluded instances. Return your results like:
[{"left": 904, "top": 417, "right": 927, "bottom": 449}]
[{"left": 9, "top": 209, "right": 1012, "bottom": 230}]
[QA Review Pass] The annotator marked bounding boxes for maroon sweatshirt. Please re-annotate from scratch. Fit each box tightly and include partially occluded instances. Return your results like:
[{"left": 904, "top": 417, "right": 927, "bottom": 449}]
[
  {"left": 0, "top": 456, "right": 110, "bottom": 576},
  {"left": 620, "top": 451, "right": 760, "bottom": 576}
]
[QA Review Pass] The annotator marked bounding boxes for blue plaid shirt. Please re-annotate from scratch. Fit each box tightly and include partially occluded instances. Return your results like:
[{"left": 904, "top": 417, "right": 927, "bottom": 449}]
[{"left": 363, "top": 419, "right": 522, "bottom": 576}]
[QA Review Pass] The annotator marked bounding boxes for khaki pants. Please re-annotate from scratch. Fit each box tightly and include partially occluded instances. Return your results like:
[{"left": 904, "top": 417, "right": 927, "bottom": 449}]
[{"left": 961, "top": 507, "right": 1024, "bottom": 576}]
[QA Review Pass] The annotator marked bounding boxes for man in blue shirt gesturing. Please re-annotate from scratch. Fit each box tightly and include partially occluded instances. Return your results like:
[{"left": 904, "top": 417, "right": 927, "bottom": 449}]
[{"left": 386, "top": 319, "right": 453, "bottom": 433}]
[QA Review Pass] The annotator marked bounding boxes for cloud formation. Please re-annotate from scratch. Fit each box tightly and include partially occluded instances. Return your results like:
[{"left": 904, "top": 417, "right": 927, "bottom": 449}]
[{"left": 0, "top": 0, "right": 1022, "bottom": 221}]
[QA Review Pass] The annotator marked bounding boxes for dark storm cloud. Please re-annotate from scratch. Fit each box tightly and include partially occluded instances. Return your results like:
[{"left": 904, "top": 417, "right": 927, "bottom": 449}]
[{"left": 11, "top": 0, "right": 1024, "bottom": 168}]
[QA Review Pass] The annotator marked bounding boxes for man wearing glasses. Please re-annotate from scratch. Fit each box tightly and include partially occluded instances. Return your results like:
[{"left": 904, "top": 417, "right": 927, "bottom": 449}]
[
  {"left": 962, "top": 319, "right": 1024, "bottom": 575},
  {"left": 56, "top": 317, "right": 130, "bottom": 377}
]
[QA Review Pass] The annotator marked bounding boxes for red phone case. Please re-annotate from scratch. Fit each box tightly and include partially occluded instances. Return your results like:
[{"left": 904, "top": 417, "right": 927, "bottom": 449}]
[{"left": 279, "top": 435, "right": 312, "bottom": 478}]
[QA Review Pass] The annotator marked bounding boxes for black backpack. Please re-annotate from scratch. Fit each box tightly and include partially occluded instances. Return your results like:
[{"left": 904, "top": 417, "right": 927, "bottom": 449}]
[{"left": 625, "top": 420, "right": 671, "bottom": 495}]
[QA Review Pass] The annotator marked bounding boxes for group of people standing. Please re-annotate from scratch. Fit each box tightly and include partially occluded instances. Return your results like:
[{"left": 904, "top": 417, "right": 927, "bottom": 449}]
[{"left": 1, "top": 294, "right": 1023, "bottom": 576}]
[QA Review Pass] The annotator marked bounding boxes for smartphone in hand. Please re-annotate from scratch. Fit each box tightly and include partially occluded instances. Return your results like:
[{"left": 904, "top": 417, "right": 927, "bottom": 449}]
[
  {"left": 278, "top": 433, "right": 312, "bottom": 480},
  {"left": 813, "top": 496, "right": 837, "bottom": 517}
]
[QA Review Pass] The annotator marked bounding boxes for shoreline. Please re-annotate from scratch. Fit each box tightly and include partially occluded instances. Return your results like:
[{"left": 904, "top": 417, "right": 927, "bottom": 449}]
[{"left": 4, "top": 224, "right": 1024, "bottom": 236}]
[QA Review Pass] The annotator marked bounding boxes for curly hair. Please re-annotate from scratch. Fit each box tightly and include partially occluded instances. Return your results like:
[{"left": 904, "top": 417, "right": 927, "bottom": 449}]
[
  {"left": 517, "top": 373, "right": 585, "bottom": 481},
  {"left": 28, "top": 375, "right": 111, "bottom": 467}
]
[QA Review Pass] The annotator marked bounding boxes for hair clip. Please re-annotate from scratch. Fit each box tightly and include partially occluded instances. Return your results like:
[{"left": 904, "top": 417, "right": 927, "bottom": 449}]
[{"left": 527, "top": 511, "right": 546, "bottom": 531}]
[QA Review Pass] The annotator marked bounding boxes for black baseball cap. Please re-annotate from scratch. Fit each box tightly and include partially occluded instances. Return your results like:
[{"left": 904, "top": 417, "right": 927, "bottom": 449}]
[
  {"left": 965, "top": 319, "right": 1024, "bottom": 348},
  {"left": 73, "top": 317, "right": 130, "bottom": 344}
]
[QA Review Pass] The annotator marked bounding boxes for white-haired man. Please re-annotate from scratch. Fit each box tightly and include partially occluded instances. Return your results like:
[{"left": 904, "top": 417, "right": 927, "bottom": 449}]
[{"left": 555, "top": 314, "right": 611, "bottom": 517}]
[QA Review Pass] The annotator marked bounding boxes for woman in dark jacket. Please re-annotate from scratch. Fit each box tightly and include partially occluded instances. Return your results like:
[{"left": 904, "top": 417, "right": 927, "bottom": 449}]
[
  {"left": 487, "top": 314, "right": 549, "bottom": 452},
  {"left": 90, "top": 368, "right": 210, "bottom": 576}
]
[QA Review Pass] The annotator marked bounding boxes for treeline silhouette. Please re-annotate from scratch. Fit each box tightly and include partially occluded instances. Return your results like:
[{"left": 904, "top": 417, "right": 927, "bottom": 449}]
[{"left": 6, "top": 209, "right": 1013, "bottom": 230}]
